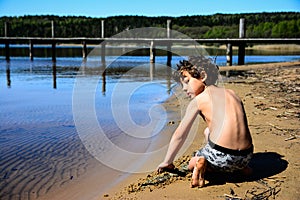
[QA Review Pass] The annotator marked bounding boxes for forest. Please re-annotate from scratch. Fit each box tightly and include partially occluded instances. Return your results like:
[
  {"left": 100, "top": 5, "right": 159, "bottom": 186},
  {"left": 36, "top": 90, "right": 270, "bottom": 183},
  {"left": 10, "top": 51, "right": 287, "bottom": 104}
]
[{"left": 0, "top": 12, "right": 299, "bottom": 38}]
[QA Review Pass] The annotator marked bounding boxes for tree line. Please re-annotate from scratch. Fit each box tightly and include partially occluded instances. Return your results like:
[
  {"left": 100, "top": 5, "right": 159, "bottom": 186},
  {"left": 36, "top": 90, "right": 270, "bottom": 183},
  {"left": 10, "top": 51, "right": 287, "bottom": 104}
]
[{"left": 0, "top": 12, "right": 299, "bottom": 38}]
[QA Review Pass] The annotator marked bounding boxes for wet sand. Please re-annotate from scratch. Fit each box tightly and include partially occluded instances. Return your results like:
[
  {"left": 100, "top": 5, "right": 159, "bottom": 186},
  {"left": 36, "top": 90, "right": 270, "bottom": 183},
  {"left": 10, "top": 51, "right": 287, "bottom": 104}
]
[
  {"left": 0, "top": 64, "right": 179, "bottom": 200},
  {"left": 105, "top": 61, "right": 300, "bottom": 200}
]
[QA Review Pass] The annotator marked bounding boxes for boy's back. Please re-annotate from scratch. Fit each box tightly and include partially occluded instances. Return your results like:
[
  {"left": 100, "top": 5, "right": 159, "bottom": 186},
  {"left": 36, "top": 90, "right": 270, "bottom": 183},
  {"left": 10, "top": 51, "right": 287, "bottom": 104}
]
[{"left": 196, "top": 85, "right": 253, "bottom": 150}]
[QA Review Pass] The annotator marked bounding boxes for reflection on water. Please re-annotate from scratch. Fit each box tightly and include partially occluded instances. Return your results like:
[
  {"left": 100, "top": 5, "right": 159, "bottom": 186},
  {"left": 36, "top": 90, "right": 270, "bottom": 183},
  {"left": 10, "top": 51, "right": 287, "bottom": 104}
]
[
  {"left": 6, "top": 62, "right": 11, "bottom": 88},
  {"left": 0, "top": 56, "right": 179, "bottom": 200},
  {"left": 2, "top": 52, "right": 299, "bottom": 90},
  {"left": 1, "top": 56, "right": 181, "bottom": 91},
  {"left": 52, "top": 62, "right": 56, "bottom": 89}
]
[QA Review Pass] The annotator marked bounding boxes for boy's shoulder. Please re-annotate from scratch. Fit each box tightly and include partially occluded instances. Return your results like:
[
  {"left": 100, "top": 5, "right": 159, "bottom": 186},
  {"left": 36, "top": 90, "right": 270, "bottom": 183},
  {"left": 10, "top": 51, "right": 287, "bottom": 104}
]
[
  {"left": 194, "top": 89, "right": 211, "bottom": 105},
  {"left": 209, "top": 86, "right": 237, "bottom": 97},
  {"left": 194, "top": 86, "right": 240, "bottom": 104}
]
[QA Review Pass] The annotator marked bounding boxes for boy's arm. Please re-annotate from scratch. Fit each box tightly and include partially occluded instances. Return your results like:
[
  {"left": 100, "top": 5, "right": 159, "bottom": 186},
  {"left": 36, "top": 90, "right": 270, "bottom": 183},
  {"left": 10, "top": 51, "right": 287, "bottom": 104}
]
[{"left": 158, "top": 98, "right": 199, "bottom": 171}]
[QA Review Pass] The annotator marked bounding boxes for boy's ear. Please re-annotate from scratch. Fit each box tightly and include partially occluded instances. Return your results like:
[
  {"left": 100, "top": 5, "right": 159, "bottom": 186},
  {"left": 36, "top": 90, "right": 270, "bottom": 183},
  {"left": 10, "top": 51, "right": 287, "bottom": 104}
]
[{"left": 200, "top": 71, "right": 207, "bottom": 82}]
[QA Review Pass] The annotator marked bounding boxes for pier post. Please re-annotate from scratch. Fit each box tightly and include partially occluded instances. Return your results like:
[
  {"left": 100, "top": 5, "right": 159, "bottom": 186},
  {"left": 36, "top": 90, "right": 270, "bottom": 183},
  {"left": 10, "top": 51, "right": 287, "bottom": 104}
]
[
  {"left": 101, "top": 42, "right": 106, "bottom": 65},
  {"left": 4, "top": 21, "right": 8, "bottom": 37},
  {"left": 238, "top": 18, "right": 245, "bottom": 65},
  {"left": 29, "top": 40, "right": 34, "bottom": 61},
  {"left": 82, "top": 40, "right": 87, "bottom": 59},
  {"left": 150, "top": 40, "right": 156, "bottom": 63},
  {"left": 5, "top": 41, "right": 10, "bottom": 61},
  {"left": 167, "top": 20, "right": 171, "bottom": 39},
  {"left": 239, "top": 18, "right": 246, "bottom": 38},
  {"left": 51, "top": 20, "right": 56, "bottom": 61},
  {"left": 101, "top": 20, "right": 105, "bottom": 38},
  {"left": 167, "top": 45, "right": 172, "bottom": 66},
  {"left": 226, "top": 43, "right": 232, "bottom": 66},
  {"left": 4, "top": 22, "right": 10, "bottom": 61},
  {"left": 150, "top": 62, "right": 155, "bottom": 80},
  {"left": 51, "top": 20, "right": 55, "bottom": 38},
  {"left": 167, "top": 19, "right": 172, "bottom": 66}
]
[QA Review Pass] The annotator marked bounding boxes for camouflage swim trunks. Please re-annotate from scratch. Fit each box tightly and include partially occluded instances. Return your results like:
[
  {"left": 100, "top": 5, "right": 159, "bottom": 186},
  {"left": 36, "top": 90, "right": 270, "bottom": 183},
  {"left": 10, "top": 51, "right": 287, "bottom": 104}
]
[{"left": 196, "top": 138, "right": 253, "bottom": 173}]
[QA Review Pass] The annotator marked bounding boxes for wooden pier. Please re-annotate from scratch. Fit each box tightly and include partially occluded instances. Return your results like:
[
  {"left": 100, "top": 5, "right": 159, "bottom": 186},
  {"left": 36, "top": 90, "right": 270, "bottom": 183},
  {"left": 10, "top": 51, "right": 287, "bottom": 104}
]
[
  {"left": 1, "top": 37, "right": 300, "bottom": 64},
  {"left": 1, "top": 37, "right": 299, "bottom": 65},
  {"left": 1, "top": 18, "right": 300, "bottom": 65}
]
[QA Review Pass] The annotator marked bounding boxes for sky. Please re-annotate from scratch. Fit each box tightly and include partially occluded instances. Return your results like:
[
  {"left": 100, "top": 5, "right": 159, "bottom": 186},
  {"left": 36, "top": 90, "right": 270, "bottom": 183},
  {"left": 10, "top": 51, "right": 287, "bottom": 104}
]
[{"left": 0, "top": 0, "right": 299, "bottom": 17}]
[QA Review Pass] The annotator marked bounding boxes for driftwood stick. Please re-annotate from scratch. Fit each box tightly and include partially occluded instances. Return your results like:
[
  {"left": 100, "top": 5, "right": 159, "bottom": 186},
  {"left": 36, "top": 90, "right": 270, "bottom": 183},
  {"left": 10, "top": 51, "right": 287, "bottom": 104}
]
[
  {"left": 285, "top": 135, "right": 297, "bottom": 141},
  {"left": 267, "top": 122, "right": 287, "bottom": 132},
  {"left": 223, "top": 193, "right": 243, "bottom": 200}
]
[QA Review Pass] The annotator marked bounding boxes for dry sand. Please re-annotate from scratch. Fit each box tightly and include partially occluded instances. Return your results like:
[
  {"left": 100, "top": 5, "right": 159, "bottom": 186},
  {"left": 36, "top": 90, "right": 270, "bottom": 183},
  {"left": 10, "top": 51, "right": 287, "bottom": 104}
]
[{"left": 103, "top": 61, "right": 300, "bottom": 200}]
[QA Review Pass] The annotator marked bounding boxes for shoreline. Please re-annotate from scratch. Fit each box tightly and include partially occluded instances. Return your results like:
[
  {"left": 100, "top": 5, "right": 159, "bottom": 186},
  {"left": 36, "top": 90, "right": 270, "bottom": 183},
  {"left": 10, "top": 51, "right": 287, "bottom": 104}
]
[{"left": 104, "top": 61, "right": 300, "bottom": 200}]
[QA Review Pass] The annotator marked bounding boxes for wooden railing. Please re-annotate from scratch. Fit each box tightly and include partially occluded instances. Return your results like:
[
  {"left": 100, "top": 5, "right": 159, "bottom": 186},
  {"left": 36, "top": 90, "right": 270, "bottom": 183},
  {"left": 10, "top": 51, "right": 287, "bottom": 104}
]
[{"left": 1, "top": 37, "right": 299, "bottom": 65}]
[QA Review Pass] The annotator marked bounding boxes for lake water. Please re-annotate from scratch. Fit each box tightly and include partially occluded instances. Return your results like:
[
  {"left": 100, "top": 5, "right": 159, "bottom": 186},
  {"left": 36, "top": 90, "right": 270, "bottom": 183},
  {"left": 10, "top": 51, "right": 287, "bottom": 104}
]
[{"left": 0, "top": 47, "right": 299, "bottom": 199}]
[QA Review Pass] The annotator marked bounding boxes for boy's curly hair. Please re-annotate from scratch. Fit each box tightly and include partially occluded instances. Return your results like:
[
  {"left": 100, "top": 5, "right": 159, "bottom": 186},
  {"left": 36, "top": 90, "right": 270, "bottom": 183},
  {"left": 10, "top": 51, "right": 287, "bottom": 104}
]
[{"left": 174, "top": 55, "right": 219, "bottom": 85}]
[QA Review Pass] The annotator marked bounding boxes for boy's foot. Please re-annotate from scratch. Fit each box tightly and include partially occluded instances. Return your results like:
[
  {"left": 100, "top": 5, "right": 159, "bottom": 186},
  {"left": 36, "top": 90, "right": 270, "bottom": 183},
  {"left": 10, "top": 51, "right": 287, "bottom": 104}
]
[{"left": 191, "top": 156, "right": 207, "bottom": 188}]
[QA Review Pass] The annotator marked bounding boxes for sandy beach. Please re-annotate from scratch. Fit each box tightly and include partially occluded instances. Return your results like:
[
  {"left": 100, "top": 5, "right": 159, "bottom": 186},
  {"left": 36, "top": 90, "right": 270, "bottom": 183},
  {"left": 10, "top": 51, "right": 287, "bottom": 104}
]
[{"left": 103, "top": 61, "right": 300, "bottom": 200}]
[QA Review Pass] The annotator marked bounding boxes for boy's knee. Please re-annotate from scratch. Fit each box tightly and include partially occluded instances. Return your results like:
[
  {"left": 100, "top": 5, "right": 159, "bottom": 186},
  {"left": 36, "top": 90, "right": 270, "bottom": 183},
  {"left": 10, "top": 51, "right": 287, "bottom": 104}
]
[
  {"left": 188, "top": 157, "right": 198, "bottom": 171},
  {"left": 204, "top": 127, "right": 210, "bottom": 141},
  {"left": 204, "top": 127, "right": 210, "bottom": 135}
]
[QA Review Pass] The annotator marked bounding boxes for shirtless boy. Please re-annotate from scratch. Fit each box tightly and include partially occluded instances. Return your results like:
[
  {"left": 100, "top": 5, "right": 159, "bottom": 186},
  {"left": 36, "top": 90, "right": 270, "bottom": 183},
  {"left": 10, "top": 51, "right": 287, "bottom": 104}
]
[{"left": 157, "top": 56, "right": 253, "bottom": 188}]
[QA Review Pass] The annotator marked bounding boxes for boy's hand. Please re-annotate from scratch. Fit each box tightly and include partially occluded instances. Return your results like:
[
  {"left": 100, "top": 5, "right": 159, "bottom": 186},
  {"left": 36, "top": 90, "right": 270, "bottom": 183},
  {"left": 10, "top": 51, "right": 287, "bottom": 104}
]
[{"left": 157, "top": 163, "right": 175, "bottom": 173}]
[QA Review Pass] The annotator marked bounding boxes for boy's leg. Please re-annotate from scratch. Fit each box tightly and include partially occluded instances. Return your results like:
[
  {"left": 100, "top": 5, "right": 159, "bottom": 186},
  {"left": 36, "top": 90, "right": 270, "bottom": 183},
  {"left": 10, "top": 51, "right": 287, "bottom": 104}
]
[
  {"left": 189, "top": 156, "right": 213, "bottom": 171},
  {"left": 191, "top": 156, "right": 207, "bottom": 188}
]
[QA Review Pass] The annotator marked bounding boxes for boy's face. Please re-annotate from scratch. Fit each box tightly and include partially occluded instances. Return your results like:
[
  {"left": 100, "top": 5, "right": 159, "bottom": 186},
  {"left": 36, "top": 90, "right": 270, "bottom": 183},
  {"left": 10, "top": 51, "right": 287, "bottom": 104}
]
[{"left": 180, "top": 70, "right": 206, "bottom": 98}]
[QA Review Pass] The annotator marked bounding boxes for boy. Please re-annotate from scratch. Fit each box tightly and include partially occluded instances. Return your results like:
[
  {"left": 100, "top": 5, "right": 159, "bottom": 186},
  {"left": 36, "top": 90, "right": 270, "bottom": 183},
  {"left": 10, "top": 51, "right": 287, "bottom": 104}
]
[{"left": 157, "top": 56, "right": 253, "bottom": 188}]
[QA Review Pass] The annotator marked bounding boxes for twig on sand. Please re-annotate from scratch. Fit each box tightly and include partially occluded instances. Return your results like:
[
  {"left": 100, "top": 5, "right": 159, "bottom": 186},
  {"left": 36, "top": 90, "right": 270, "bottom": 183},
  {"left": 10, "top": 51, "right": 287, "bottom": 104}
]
[
  {"left": 267, "top": 122, "right": 287, "bottom": 132},
  {"left": 284, "top": 135, "right": 297, "bottom": 141},
  {"left": 245, "top": 178, "right": 282, "bottom": 200},
  {"left": 223, "top": 193, "right": 244, "bottom": 200},
  {"left": 245, "top": 186, "right": 281, "bottom": 200}
]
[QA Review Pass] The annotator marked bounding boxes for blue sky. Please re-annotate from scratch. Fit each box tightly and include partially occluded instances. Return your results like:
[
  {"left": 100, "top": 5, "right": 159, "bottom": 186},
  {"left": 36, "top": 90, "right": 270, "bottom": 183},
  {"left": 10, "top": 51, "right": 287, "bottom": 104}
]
[{"left": 0, "top": 0, "right": 299, "bottom": 17}]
